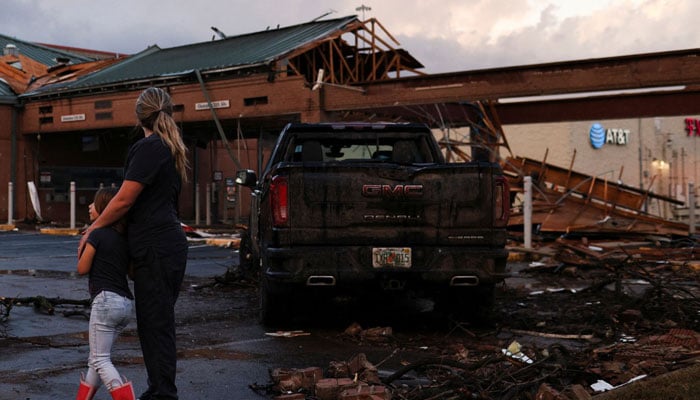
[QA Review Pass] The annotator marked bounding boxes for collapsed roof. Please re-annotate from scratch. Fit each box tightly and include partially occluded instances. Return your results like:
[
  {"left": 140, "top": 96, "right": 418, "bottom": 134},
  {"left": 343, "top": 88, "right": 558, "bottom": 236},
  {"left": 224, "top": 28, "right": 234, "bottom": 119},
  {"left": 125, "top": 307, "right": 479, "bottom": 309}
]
[{"left": 19, "top": 16, "right": 424, "bottom": 99}]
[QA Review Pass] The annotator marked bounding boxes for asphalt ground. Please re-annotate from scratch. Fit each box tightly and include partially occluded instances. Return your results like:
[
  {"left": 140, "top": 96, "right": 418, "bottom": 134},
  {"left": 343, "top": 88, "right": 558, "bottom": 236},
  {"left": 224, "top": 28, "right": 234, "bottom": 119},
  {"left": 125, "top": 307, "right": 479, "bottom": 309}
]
[
  {"left": 0, "top": 229, "right": 271, "bottom": 399},
  {"left": 2, "top": 229, "right": 698, "bottom": 399},
  {"left": 0, "top": 229, "right": 438, "bottom": 400}
]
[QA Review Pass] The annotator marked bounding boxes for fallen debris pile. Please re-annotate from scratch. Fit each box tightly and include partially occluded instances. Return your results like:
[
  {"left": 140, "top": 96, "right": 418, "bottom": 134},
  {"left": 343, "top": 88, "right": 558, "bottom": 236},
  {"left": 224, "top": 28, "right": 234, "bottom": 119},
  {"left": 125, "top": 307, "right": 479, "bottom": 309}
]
[
  {"left": 0, "top": 295, "right": 90, "bottom": 323},
  {"left": 251, "top": 247, "right": 699, "bottom": 400},
  {"left": 256, "top": 306, "right": 699, "bottom": 399},
  {"left": 503, "top": 152, "right": 690, "bottom": 235}
]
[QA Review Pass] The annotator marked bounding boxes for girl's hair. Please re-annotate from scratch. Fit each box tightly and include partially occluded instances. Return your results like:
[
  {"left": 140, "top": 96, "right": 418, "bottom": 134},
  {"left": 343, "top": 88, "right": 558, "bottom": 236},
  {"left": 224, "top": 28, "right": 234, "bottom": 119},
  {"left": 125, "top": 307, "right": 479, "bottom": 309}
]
[
  {"left": 135, "top": 87, "right": 189, "bottom": 182},
  {"left": 93, "top": 187, "right": 126, "bottom": 233}
]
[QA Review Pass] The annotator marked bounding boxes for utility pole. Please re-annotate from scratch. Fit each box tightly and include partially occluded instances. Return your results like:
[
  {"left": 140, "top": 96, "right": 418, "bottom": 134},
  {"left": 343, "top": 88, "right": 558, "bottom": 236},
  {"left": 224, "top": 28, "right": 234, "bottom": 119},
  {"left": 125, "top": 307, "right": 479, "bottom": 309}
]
[{"left": 356, "top": 4, "right": 371, "bottom": 21}]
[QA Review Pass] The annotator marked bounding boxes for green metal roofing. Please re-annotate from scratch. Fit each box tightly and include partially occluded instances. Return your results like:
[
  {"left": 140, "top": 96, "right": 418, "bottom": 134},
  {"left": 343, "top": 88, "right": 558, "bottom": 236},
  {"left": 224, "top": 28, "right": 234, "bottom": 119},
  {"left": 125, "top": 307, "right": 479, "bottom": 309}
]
[
  {"left": 0, "top": 79, "right": 17, "bottom": 104},
  {"left": 22, "top": 16, "right": 360, "bottom": 97},
  {"left": 0, "top": 33, "right": 94, "bottom": 66}
]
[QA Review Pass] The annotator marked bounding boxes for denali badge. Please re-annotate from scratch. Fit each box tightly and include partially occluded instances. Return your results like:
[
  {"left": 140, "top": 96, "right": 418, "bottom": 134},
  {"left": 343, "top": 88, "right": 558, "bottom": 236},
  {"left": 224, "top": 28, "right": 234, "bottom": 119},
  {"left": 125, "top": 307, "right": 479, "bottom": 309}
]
[
  {"left": 362, "top": 184, "right": 423, "bottom": 198},
  {"left": 448, "top": 235, "right": 485, "bottom": 240},
  {"left": 364, "top": 214, "right": 422, "bottom": 222}
]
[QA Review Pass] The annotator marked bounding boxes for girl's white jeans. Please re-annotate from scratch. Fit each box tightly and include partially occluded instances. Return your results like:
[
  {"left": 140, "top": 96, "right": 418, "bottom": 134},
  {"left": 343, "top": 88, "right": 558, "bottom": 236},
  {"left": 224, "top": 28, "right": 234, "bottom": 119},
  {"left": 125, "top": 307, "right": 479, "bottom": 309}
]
[{"left": 84, "top": 290, "right": 132, "bottom": 390}]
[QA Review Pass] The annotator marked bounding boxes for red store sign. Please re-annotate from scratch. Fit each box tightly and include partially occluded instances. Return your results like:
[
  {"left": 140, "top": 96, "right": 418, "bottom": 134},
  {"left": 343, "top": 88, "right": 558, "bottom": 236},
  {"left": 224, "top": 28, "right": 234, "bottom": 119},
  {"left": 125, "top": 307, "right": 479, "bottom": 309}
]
[{"left": 685, "top": 118, "right": 700, "bottom": 136}]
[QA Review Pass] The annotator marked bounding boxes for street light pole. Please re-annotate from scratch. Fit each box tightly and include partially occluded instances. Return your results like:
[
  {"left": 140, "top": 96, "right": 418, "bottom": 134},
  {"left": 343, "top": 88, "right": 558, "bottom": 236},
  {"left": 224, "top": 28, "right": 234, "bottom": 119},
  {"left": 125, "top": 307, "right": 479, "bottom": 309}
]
[{"left": 356, "top": 4, "right": 371, "bottom": 21}]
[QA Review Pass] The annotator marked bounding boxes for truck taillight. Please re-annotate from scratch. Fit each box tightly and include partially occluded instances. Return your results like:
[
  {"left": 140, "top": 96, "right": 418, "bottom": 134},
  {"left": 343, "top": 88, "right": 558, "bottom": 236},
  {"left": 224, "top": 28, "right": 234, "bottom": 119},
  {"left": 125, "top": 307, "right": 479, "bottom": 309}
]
[
  {"left": 270, "top": 175, "right": 289, "bottom": 227},
  {"left": 494, "top": 176, "right": 510, "bottom": 227}
]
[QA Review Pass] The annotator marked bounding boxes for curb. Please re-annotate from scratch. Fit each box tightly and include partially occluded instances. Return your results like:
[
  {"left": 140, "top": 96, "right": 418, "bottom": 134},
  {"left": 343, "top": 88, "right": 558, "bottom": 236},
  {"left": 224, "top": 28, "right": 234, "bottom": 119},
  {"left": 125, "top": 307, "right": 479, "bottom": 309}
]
[
  {"left": 39, "top": 228, "right": 81, "bottom": 236},
  {"left": 204, "top": 237, "right": 241, "bottom": 248}
]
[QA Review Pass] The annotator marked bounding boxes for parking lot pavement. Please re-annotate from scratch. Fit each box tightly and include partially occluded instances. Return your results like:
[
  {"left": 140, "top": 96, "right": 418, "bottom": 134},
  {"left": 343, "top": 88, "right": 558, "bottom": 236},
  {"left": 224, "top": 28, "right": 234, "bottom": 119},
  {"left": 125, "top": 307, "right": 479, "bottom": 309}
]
[
  {"left": 0, "top": 229, "right": 274, "bottom": 399},
  {"left": 7, "top": 229, "right": 697, "bottom": 399},
  {"left": 1, "top": 229, "right": 460, "bottom": 399}
]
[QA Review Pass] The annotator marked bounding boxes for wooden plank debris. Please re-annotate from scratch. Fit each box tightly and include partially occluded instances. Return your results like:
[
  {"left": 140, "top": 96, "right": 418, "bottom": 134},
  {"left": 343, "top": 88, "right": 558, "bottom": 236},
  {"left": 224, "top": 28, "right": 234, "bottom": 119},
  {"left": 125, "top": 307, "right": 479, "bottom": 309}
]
[{"left": 503, "top": 155, "right": 692, "bottom": 238}]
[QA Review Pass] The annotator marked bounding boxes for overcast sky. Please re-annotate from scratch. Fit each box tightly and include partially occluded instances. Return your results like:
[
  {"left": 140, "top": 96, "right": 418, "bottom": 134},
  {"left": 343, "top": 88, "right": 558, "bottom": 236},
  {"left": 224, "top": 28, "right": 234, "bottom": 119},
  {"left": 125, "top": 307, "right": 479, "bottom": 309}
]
[{"left": 1, "top": 0, "right": 698, "bottom": 73}]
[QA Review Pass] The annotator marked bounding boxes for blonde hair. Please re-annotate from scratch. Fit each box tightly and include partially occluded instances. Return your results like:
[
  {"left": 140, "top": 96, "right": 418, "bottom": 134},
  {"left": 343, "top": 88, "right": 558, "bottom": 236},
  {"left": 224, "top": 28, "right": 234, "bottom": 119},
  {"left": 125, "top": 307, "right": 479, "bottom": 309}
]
[{"left": 135, "top": 87, "right": 189, "bottom": 182}]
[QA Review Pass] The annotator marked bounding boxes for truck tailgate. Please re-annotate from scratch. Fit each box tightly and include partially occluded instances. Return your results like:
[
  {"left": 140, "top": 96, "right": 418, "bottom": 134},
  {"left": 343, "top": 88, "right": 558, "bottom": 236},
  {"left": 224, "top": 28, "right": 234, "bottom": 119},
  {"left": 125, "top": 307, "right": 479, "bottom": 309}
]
[{"left": 278, "top": 163, "right": 504, "bottom": 247}]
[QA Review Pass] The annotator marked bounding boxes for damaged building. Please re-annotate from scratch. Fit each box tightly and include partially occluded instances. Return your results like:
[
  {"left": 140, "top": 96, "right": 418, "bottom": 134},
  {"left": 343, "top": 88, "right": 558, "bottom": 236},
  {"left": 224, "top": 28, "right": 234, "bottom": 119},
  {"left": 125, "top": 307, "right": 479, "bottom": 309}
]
[{"left": 1, "top": 15, "right": 700, "bottom": 233}]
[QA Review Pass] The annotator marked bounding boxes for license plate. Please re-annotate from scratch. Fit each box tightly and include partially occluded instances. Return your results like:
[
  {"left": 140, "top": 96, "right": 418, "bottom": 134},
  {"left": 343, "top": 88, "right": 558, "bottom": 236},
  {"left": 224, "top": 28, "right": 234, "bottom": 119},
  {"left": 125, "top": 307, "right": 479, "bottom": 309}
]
[{"left": 372, "top": 247, "right": 411, "bottom": 268}]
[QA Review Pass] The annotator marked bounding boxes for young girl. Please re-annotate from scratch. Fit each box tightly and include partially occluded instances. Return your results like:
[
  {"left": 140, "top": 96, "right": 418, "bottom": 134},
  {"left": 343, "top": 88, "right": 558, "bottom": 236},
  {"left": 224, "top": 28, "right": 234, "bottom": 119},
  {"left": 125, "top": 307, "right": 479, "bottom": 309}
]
[{"left": 76, "top": 187, "right": 135, "bottom": 400}]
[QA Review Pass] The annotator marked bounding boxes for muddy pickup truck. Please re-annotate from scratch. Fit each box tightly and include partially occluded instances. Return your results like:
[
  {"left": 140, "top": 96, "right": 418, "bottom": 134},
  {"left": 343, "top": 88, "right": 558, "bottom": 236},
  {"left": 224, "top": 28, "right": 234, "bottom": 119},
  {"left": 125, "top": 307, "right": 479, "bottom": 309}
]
[{"left": 236, "top": 122, "right": 510, "bottom": 325}]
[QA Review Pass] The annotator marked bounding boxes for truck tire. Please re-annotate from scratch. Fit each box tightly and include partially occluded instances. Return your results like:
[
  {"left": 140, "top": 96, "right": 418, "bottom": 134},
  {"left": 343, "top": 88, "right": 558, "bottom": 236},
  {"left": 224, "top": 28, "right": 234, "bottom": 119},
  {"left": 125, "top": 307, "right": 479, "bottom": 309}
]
[
  {"left": 259, "top": 277, "right": 288, "bottom": 327},
  {"left": 238, "top": 231, "right": 259, "bottom": 276},
  {"left": 437, "top": 285, "right": 495, "bottom": 325}
]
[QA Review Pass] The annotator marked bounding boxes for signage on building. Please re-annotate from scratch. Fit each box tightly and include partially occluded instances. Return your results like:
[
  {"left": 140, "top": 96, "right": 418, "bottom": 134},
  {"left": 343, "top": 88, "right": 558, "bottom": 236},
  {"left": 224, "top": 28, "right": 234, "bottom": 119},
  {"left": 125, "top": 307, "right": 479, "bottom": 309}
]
[
  {"left": 40, "top": 171, "right": 51, "bottom": 184},
  {"left": 195, "top": 100, "right": 230, "bottom": 110},
  {"left": 60, "top": 114, "right": 86, "bottom": 122},
  {"left": 684, "top": 118, "right": 700, "bottom": 136},
  {"left": 589, "top": 123, "right": 629, "bottom": 149}
]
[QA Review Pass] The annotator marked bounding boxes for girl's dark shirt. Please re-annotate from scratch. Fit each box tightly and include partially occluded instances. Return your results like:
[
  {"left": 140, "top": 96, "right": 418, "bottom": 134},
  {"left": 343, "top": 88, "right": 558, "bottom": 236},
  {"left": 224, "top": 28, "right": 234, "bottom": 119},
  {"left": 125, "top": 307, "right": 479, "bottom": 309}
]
[
  {"left": 124, "top": 134, "right": 187, "bottom": 253},
  {"left": 86, "top": 227, "right": 133, "bottom": 301}
]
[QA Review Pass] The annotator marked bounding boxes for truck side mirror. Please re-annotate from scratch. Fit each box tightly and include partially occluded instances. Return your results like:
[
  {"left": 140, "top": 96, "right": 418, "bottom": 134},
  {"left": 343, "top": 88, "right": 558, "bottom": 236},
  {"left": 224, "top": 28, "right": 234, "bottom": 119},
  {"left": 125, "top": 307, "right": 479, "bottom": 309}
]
[{"left": 235, "top": 169, "right": 258, "bottom": 187}]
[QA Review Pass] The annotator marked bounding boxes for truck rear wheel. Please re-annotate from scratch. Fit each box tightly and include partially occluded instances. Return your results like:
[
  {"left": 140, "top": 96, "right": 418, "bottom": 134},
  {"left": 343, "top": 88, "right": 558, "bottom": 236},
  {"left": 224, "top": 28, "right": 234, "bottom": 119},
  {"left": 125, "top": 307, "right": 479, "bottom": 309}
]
[
  {"left": 259, "top": 277, "right": 288, "bottom": 327},
  {"left": 238, "top": 231, "right": 259, "bottom": 276},
  {"left": 436, "top": 285, "right": 495, "bottom": 325}
]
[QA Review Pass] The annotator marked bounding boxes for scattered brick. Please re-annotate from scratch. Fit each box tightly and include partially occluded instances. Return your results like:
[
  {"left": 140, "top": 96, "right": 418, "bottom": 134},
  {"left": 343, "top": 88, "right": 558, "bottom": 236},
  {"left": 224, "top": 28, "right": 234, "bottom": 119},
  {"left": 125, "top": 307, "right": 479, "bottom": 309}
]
[
  {"left": 274, "top": 393, "right": 305, "bottom": 400},
  {"left": 338, "top": 383, "right": 390, "bottom": 400},
  {"left": 300, "top": 366, "right": 323, "bottom": 390},
  {"left": 315, "top": 378, "right": 357, "bottom": 400},
  {"left": 535, "top": 382, "right": 565, "bottom": 400}
]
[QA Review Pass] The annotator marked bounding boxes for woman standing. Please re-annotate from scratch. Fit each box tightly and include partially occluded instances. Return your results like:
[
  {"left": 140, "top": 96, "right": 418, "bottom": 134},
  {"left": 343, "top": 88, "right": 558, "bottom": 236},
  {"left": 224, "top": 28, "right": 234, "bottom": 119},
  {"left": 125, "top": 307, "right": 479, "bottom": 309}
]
[{"left": 79, "top": 86, "right": 189, "bottom": 400}]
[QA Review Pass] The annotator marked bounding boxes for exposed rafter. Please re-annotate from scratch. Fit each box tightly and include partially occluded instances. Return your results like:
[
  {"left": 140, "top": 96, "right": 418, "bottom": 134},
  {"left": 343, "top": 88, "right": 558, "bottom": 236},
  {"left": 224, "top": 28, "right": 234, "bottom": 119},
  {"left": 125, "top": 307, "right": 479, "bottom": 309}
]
[{"left": 284, "top": 17, "right": 425, "bottom": 87}]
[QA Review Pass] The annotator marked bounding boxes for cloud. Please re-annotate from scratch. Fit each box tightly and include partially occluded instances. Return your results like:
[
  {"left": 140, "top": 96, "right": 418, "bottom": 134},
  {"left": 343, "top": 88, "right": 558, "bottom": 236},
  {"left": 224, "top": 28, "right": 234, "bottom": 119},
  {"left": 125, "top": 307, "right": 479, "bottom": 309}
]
[
  {"left": 1, "top": 0, "right": 698, "bottom": 74},
  {"left": 401, "top": 0, "right": 700, "bottom": 72}
]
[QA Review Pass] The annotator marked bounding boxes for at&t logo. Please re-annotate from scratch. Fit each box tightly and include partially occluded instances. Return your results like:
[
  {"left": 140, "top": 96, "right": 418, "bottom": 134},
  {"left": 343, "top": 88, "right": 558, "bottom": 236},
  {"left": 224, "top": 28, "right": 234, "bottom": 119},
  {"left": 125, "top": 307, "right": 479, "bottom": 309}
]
[{"left": 589, "top": 123, "right": 629, "bottom": 149}]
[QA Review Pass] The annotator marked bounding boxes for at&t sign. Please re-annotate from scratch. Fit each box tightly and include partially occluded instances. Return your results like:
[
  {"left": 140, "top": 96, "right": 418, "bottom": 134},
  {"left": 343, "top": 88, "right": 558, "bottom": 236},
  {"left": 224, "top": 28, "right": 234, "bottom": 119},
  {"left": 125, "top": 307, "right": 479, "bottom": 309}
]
[{"left": 589, "top": 123, "right": 629, "bottom": 149}]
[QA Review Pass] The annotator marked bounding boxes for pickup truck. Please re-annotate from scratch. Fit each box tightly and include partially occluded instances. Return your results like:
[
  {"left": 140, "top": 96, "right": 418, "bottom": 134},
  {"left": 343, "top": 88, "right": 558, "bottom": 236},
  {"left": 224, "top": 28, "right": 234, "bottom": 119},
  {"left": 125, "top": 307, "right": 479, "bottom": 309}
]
[{"left": 236, "top": 122, "right": 510, "bottom": 325}]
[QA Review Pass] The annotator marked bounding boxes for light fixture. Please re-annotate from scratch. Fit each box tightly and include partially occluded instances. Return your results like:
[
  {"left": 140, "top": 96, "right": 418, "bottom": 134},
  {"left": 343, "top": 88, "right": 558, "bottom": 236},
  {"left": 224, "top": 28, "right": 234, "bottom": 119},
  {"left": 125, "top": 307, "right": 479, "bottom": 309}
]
[
  {"left": 311, "top": 68, "right": 324, "bottom": 91},
  {"left": 651, "top": 158, "right": 669, "bottom": 171},
  {"left": 311, "top": 68, "right": 366, "bottom": 93}
]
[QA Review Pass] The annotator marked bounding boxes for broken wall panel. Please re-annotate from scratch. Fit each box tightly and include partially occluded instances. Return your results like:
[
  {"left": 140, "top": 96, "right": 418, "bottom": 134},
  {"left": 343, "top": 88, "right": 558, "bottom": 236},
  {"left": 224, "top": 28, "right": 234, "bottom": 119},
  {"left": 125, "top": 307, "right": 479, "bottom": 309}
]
[
  {"left": 509, "top": 184, "right": 690, "bottom": 236},
  {"left": 504, "top": 156, "right": 684, "bottom": 212},
  {"left": 504, "top": 154, "right": 691, "bottom": 237}
]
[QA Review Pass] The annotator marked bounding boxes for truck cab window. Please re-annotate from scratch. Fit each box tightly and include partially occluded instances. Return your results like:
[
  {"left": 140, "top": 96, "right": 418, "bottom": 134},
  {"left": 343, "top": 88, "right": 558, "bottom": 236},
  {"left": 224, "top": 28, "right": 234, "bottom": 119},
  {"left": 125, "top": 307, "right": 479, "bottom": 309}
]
[
  {"left": 301, "top": 140, "right": 324, "bottom": 162},
  {"left": 392, "top": 140, "right": 422, "bottom": 164}
]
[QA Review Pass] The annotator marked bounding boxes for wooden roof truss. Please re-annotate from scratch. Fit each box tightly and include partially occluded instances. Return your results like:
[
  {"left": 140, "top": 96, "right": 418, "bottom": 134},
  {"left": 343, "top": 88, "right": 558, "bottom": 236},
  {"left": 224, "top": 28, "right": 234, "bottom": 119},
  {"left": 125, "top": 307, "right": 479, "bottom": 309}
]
[{"left": 282, "top": 18, "right": 425, "bottom": 86}]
